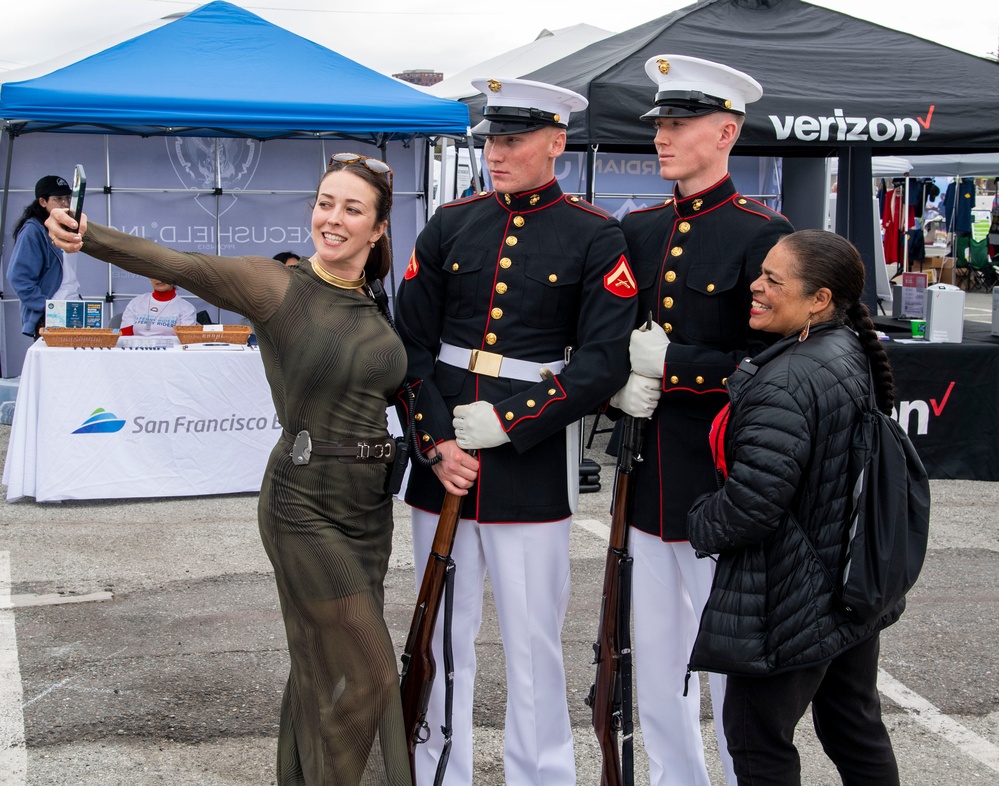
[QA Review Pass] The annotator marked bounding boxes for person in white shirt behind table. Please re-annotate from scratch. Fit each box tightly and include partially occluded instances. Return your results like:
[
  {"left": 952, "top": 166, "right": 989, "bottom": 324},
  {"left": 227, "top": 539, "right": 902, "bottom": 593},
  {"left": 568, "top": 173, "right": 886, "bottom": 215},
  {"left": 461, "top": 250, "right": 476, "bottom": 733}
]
[{"left": 119, "top": 278, "right": 197, "bottom": 336}]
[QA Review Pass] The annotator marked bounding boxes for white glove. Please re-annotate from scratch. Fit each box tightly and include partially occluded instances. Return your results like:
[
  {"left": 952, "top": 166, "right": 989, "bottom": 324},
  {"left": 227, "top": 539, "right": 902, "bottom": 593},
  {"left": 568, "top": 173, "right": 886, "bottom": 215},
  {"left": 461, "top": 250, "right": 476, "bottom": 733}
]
[
  {"left": 629, "top": 322, "right": 669, "bottom": 379},
  {"left": 453, "top": 401, "right": 511, "bottom": 450},
  {"left": 609, "top": 372, "right": 662, "bottom": 419}
]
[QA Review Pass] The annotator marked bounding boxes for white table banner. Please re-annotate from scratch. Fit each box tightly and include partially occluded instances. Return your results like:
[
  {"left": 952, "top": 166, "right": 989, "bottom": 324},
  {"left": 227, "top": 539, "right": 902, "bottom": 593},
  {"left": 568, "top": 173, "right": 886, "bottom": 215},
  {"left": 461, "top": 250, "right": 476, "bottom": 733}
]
[{"left": 4, "top": 342, "right": 279, "bottom": 502}]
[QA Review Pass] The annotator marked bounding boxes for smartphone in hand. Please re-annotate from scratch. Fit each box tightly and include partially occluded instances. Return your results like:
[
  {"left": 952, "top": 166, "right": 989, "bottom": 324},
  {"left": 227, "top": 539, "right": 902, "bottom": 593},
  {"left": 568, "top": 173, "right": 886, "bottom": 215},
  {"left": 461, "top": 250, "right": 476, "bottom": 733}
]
[{"left": 69, "top": 164, "right": 86, "bottom": 225}]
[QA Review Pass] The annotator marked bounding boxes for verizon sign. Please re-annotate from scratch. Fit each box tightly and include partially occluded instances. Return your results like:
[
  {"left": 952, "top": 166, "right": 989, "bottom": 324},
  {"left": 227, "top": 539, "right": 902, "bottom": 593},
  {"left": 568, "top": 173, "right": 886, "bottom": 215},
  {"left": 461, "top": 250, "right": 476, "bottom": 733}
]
[{"left": 768, "top": 105, "right": 935, "bottom": 144}]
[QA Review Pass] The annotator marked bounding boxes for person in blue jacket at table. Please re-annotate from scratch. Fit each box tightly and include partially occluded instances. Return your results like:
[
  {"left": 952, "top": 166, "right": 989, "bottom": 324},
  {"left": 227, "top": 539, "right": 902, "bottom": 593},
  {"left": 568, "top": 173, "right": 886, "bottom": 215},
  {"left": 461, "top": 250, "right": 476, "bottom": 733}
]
[{"left": 8, "top": 175, "right": 82, "bottom": 337}]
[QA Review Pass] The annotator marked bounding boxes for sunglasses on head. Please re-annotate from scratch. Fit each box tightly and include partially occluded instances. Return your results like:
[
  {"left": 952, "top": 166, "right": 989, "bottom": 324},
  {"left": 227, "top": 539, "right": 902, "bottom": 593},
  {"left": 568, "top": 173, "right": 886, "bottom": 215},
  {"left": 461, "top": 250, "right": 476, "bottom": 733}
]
[{"left": 328, "top": 153, "right": 393, "bottom": 188}]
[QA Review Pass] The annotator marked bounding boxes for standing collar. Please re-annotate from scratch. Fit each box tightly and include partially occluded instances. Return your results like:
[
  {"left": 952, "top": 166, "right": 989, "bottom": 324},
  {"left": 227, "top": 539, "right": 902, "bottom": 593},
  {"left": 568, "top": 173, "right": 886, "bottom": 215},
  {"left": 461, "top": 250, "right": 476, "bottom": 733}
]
[
  {"left": 494, "top": 178, "right": 564, "bottom": 212},
  {"left": 669, "top": 175, "right": 736, "bottom": 219}
]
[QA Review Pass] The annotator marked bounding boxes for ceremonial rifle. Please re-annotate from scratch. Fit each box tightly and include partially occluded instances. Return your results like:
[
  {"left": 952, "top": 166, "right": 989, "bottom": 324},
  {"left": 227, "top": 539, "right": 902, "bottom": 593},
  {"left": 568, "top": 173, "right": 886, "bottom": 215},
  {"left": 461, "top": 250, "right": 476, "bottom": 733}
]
[
  {"left": 400, "top": 485, "right": 463, "bottom": 785},
  {"left": 586, "top": 414, "right": 645, "bottom": 786}
]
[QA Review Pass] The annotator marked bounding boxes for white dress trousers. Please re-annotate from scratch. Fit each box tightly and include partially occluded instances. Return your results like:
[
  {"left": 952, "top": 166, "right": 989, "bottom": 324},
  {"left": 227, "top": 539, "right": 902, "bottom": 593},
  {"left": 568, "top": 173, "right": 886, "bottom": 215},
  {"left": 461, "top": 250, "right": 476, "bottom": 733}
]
[
  {"left": 410, "top": 508, "right": 576, "bottom": 786},
  {"left": 631, "top": 528, "right": 737, "bottom": 786}
]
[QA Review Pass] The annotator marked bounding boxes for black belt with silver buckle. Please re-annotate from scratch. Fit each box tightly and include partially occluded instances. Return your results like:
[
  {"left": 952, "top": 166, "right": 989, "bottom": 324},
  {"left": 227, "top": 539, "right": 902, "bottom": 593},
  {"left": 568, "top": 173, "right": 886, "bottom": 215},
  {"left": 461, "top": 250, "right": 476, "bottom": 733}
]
[{"left": 284, "top": 430, "right": 396, "bottom": 465}]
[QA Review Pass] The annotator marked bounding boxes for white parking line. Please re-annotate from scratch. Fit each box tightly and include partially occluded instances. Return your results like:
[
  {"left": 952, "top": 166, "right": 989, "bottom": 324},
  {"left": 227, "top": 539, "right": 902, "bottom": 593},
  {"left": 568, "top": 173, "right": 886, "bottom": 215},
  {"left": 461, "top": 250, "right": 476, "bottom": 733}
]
[
  {"left": 574, "top": 518, "right": 999, "bottom": 774},
  {"left": 0, "top": 551, "right": 28, "bottom": 785},
  {"left": 879, "top": 670, "right": 999, "bottom": 773}
]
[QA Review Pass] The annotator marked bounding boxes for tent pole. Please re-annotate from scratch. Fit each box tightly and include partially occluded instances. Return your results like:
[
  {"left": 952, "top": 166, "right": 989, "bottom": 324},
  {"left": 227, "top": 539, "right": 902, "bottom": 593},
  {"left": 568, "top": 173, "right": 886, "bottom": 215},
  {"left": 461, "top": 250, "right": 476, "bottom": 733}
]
[
  {"left": 903, "top": 175, "right": 910, "bottom": 275},
  {"left": 466, "top": 131, "right": 482, "bottom": 193},
  {"left": 586, "top": 145, "right": 598, "bottom": 204},
  {"left": 835, "top": 146, "right": 878, "bottom": 311},
  {"left": 104, "top": 134, "right": 114, "bottom": 322},
  {"left": 0, "top": 129, "right": 15, "bottom": 280},
  {"left": 379, "top": 138, "right": 398, "bottom": 298},
  {"left": 0, "top": 129, "right": 14, "bottom": 377}
]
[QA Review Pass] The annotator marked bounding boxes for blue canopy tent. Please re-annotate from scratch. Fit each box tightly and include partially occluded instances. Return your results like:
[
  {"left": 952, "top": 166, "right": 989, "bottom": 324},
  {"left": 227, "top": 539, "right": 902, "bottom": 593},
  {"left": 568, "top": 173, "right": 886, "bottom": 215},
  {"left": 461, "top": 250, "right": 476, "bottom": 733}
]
[
  {"left": 0, "top": 1, "right": 469, "bottom": 376},
  {"left": 0, "top": 1, "right": 469, "bottom": 141}
]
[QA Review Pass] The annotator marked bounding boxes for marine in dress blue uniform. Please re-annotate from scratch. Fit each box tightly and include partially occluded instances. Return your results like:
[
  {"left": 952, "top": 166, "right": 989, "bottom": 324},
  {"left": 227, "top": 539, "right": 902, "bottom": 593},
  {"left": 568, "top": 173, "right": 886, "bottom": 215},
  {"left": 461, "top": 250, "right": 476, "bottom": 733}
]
[
  {"left": 395, "top": 77, "right": 637, "bottom": 785},
  {"left": 612, "top": 55, "right": 794, "bottom": 786}
]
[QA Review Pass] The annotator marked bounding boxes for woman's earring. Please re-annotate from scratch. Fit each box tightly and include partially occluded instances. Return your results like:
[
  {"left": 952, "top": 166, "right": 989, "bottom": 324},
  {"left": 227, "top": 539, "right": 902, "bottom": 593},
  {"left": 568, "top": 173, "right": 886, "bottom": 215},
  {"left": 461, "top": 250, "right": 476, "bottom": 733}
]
[{"left": 798, "top": 317, "right": 812, "bottom": 343}]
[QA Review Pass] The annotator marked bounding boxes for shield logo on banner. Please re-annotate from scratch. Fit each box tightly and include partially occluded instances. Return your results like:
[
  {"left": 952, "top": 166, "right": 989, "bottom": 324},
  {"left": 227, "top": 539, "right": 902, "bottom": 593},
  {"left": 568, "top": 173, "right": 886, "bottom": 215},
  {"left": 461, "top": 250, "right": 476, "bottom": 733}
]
[{"left": 166, "top": 137, "right": 261, "bottom": 217}]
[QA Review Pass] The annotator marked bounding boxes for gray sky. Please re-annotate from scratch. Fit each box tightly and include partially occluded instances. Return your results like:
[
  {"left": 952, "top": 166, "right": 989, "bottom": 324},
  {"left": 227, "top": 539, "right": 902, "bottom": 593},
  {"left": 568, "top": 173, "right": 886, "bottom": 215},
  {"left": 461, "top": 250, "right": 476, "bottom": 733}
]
[{"left": 1, "top": 0, "right": 996, "bottom": 76}]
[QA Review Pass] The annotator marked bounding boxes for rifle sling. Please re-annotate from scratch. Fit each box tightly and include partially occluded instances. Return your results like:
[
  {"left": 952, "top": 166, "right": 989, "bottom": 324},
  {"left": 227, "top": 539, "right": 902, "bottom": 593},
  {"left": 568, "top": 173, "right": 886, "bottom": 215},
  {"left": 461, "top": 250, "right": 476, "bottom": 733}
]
[
  {"left": 433, "top": 558, "right": 457, "bottom": 786},
  {"left": 619, "top": 554, "right": 635, "bottom": 786}
]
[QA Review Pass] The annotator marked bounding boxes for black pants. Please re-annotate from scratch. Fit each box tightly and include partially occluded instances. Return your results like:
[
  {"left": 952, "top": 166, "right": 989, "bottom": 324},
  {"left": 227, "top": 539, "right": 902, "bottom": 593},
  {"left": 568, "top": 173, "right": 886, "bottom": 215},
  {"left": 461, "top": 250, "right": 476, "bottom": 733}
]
[{"left": 723, "top": 634, "right": 899, "bottom": 786}]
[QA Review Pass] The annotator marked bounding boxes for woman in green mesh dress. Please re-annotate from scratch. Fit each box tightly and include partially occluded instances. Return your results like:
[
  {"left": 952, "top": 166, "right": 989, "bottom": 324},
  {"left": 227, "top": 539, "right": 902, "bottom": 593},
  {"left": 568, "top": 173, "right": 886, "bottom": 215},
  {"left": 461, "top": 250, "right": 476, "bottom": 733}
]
[{"left": 48, "top": 155, "right": 410, "bottom": 786}]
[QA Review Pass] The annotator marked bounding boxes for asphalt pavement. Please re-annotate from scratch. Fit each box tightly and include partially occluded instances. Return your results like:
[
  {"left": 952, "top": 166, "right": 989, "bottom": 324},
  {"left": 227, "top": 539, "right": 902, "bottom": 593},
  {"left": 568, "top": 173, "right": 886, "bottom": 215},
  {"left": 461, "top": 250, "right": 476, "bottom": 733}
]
[{"left": 2, "top": 292, "right": 998, "bottom": 785}]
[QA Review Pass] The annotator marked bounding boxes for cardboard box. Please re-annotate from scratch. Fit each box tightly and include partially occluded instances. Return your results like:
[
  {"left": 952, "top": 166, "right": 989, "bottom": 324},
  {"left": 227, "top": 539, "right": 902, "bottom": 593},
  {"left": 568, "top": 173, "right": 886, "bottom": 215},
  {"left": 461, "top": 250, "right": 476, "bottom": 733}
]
[
  {"left": 925, "top": 284, "right": 965, "bottom": 343},
  {"left": 45, "top": 300, "right": 104, "bottom": 328},
  {"left": 920, "top": 257, "right": 955, "bottom": 285}
]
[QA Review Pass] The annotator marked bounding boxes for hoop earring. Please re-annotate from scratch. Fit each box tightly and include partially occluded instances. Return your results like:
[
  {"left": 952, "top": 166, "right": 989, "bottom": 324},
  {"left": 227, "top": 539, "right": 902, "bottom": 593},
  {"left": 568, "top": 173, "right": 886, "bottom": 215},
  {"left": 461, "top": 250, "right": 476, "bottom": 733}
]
[{"left": 798, "top": 317, "right": 811, "bottom": 343}]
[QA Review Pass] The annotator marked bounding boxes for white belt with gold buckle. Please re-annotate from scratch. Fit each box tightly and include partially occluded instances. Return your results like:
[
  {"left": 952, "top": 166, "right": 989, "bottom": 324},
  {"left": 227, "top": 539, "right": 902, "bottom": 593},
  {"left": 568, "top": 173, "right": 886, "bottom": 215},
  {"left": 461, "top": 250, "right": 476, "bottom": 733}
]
[{"left": 438, "top": 342, "right": 565, "bottom": 382}]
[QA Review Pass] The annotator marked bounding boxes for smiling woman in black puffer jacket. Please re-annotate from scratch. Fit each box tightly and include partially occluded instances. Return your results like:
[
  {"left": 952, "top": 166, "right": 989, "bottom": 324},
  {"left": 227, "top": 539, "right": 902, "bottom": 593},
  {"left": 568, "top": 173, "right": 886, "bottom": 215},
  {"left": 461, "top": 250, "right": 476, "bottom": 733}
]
[{"left": 687, "top": 230, "right": 902, "bottom": 786}]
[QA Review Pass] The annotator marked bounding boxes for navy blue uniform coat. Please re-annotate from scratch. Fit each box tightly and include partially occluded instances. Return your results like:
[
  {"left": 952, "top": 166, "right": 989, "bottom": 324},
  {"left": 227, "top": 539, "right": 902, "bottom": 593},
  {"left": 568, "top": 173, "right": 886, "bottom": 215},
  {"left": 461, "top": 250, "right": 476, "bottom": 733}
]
[
  {"left": 395, "top": 179, "right": 638, "bottom": 523},
  {"left": 622, "top": 175, "right": 793, "bottom": 541}
]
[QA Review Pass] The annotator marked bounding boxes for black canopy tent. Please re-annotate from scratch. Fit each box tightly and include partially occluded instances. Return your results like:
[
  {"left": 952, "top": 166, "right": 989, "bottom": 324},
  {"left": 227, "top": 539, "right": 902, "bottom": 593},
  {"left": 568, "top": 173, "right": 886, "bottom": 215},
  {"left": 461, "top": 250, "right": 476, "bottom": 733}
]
[{"left": 464, "top": 0, "right": 999, "bottom": 307}]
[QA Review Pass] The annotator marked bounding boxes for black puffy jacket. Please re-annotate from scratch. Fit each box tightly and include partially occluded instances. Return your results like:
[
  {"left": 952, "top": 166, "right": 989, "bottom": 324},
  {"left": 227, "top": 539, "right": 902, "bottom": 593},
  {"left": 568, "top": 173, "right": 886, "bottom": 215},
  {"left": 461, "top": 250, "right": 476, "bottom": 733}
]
[{"left": 687, "top": 322, "right": 901, "bottom": 677}]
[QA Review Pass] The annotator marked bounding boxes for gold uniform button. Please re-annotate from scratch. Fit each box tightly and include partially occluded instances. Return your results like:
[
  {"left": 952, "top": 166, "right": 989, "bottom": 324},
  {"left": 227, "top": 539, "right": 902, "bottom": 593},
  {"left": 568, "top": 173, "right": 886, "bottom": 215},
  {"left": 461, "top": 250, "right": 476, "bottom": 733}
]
[
  {"left": 548, "top": 388, "right": 557, "bottom": 396},
  {"left": 670, "top": 375, "right": 679, "bottom": 384},
  {"left": 665, "top": 271, "right": 677, "bottom": 283},
  {"left": 678, "top": 221, "right": 691, "bottom": 233},
  {"left": 504, "top": 412, "right": 514, "bottom": 421},
  {"left": 491, "top": 308, "right": 503, "bottom": 319},
  {"left": 479, "top": 191, "right": 488, "bottom": 196},
  {"left": 663, "top": 323, "right": 673, "bottom": 334},
  {"left": 737, "top": 198, "right": 748, "bottom": 205},
  {"left": 496, "top": 282, "right": 508, "bottom": 294},
  {"left": 422, "top": 434, "right": 430, "bottom": 443},
  {"left": 513, "top": 216, "right": 525, "bottom": 227},
  {"left": 548, "top": 274, "right": 558, "bottom": 283},
  {"left": 696, "top": 376, "right": 705, "bottom": 384},
  {"left": 663, "top": 296, "right": 674, "bottom": 308},
  {"left": 569, "top": 195, "right": 580, "bottom": 202},
  {"left": 670, "top": 246, "right": 683, "bottom": 257},
  {"left": 722, "top": 377, "right": 728, "bottom": 386},
  {"left": 527, "top": 399, "right": 536, "bottom": 408},
  {"left": 505, "top": 236, "right": 518, "bottom": 247},
  {"left": 415, "top": 413, "right": 423, "bottom": 421},
  {"left": 663, "top": 198, "right": 673, "bottom": 206},
  {"left": 451, "top": 263, "right": 459, "bottom": 271},
  {"left": 706, "top": 283, "right": 715, "bottom": 292},
  {"left": 485, "top": 333, "right": 497, "bottom": 345},
  {"left": 500, "top": 257, "right": 512, "bottom": 269}
]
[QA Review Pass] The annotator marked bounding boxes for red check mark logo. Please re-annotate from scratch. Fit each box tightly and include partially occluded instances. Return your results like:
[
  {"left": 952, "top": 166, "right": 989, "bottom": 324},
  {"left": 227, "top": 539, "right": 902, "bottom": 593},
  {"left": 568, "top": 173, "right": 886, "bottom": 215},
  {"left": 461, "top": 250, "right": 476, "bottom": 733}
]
[
  {"left": 918, "top": 105, "right": 935, "bottom": 129},
  {"left": 930, "top": 380, "right": 955, "bottom": 416}
]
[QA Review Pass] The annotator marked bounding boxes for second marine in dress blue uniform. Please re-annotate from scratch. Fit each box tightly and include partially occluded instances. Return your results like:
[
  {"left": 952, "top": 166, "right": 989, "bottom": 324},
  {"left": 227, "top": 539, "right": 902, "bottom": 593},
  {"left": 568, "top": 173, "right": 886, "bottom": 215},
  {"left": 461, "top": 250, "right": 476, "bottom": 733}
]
[
  {"left": 396, "top": 177, "right": 638, "bottom": 522},
  {"left": 624, "top": 174, "right": 792, "bottom": 540}
]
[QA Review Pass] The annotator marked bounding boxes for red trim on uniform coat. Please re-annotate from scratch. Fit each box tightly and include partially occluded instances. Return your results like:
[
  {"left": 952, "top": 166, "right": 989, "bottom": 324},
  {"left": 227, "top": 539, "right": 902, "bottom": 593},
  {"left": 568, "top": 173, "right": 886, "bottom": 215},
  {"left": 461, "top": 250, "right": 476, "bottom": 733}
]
[{"left": 501, "top": 377, "right": 567, "bottom": 431}]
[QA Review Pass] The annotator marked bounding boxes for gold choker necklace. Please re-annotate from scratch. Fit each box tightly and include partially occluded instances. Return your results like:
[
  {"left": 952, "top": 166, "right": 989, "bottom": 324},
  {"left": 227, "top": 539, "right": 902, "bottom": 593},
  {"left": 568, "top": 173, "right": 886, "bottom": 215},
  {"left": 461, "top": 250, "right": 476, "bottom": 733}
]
[{"left": 310, "top": 257, "right": 366, "bottom": 289}]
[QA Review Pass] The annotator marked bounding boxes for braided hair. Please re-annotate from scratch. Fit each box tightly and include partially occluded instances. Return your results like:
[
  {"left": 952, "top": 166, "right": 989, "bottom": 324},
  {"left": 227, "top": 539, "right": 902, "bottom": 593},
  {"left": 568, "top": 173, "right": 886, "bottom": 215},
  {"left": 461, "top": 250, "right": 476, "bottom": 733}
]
[{"left": 779, "top": 229, "right": 896, "bottom": 414}]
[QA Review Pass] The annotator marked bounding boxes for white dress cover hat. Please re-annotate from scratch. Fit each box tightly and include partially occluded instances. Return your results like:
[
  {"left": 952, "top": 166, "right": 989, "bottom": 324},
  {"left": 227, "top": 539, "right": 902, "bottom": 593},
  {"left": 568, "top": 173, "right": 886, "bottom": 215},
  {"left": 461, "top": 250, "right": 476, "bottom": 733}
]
[
  {"left": 471, "top": 77, "right": 588, "bottom": 136},
  {"left": 640, "top": 54, "right": 763, "bottom": 119}
]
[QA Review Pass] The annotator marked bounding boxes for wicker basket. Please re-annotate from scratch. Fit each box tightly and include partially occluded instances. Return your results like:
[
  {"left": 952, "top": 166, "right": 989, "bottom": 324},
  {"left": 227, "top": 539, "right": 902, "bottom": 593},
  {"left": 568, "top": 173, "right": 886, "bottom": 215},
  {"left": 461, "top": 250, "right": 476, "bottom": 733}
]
[
  {"left": 39, "top": 328, "right": 121, "bottom": 348},
  {"left": 174, "top": 325, "right": 252, "bottom": 345}
]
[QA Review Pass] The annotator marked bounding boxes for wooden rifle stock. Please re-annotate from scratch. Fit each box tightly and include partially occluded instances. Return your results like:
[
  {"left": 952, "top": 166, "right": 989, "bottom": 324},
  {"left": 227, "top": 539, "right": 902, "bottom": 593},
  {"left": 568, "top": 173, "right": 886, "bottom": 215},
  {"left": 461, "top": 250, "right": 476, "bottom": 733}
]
[
  {"left": 586, "top": 416, "right": 644, "bottom": 786},
  {"left": 400, "top": 488, "right": 463, "bottom": 783}
]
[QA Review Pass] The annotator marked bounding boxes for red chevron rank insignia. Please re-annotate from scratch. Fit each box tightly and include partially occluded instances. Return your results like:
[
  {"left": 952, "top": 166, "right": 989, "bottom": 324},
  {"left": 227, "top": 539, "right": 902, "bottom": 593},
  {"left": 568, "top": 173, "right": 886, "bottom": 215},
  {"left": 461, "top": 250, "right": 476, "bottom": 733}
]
[
  {"left": 604, "top": 256, "right": 637, "bottom": 297},
  {"left": 404, "top": 251, "right": 419, "bottom": 280}
]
